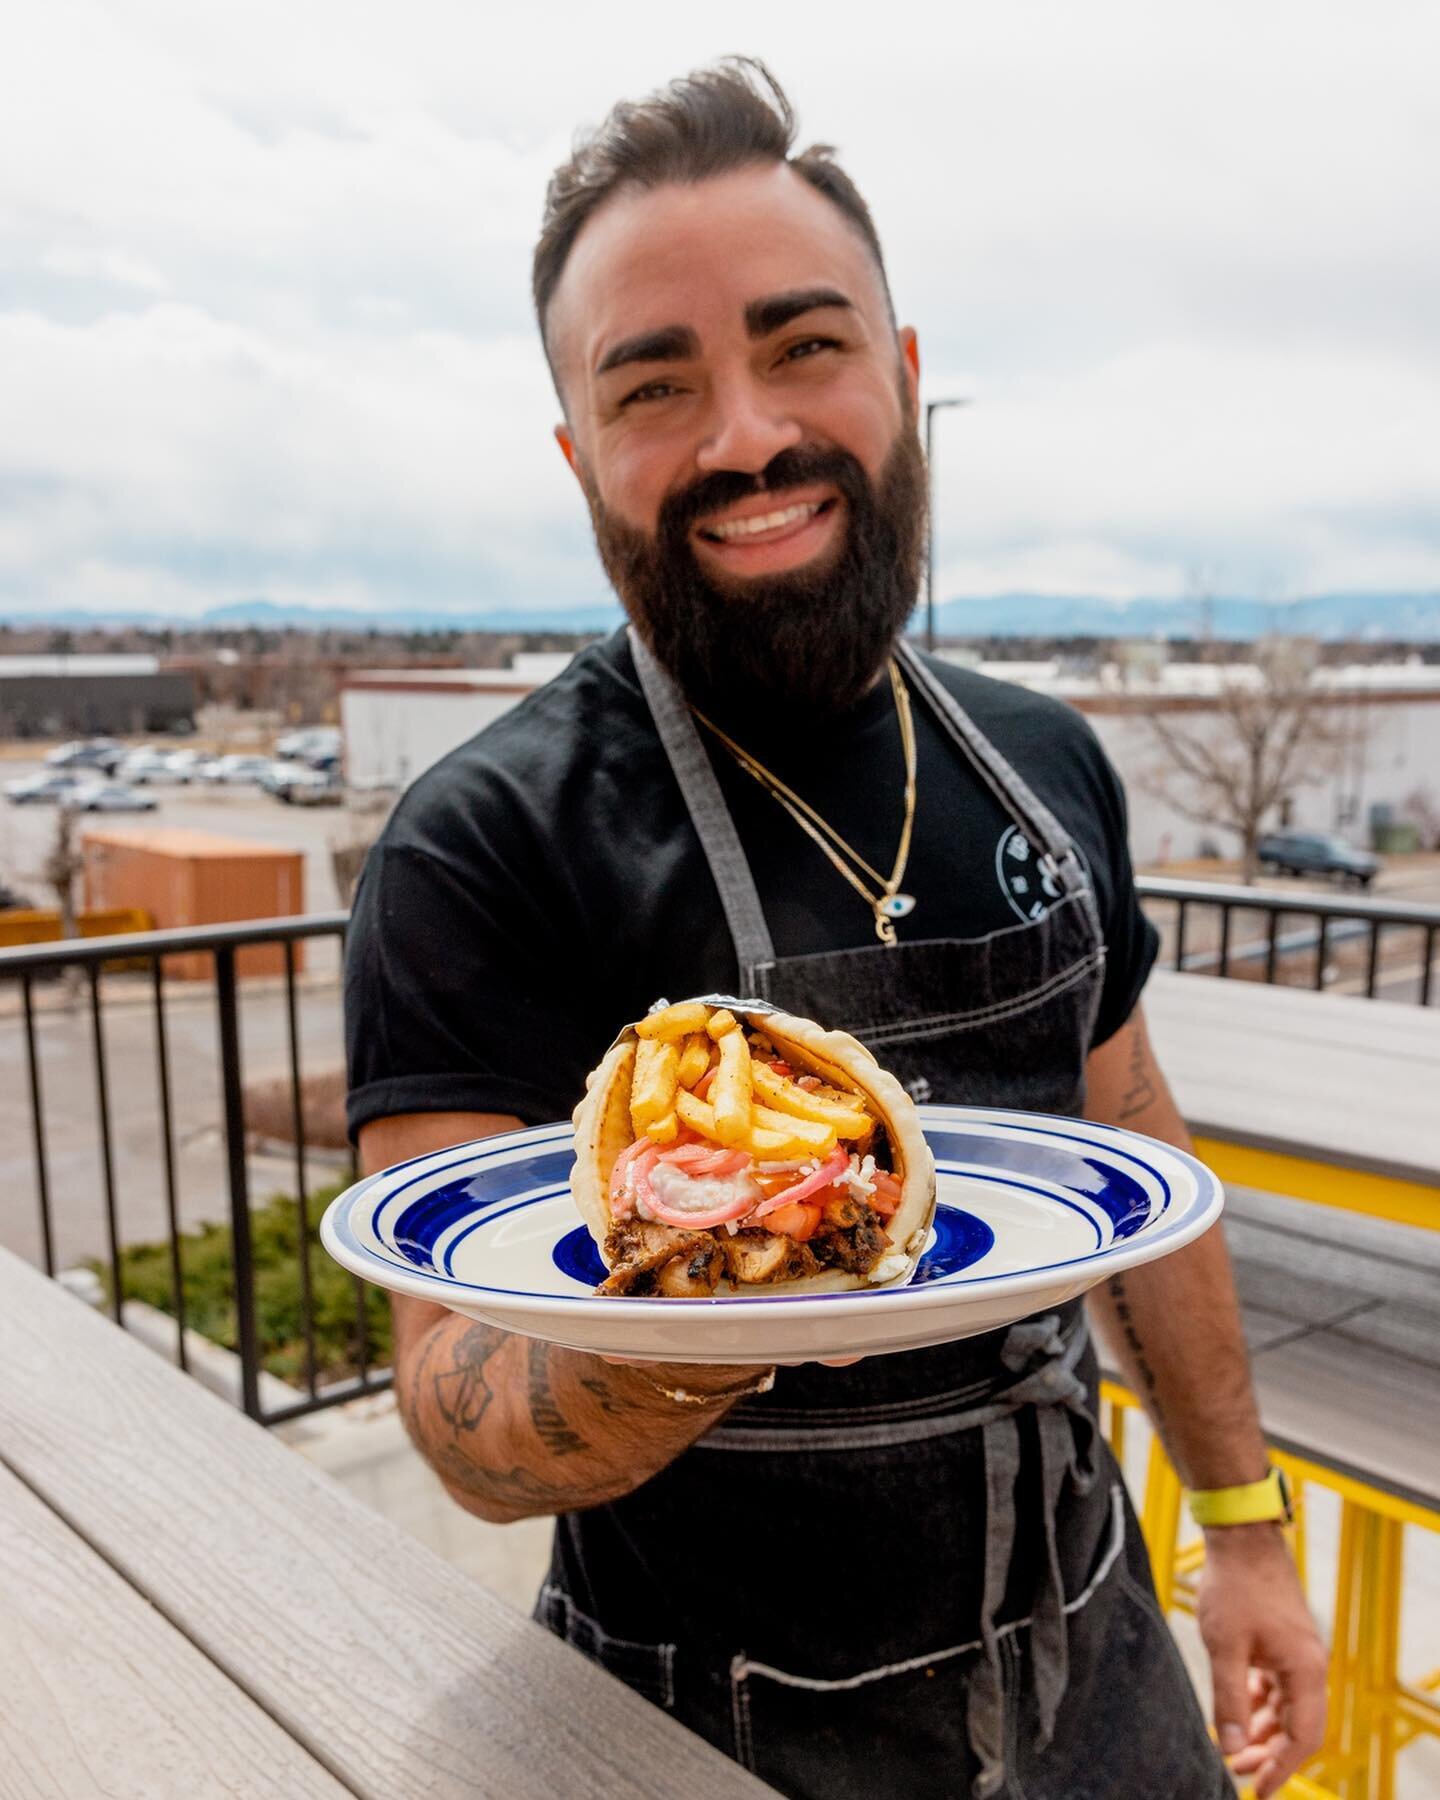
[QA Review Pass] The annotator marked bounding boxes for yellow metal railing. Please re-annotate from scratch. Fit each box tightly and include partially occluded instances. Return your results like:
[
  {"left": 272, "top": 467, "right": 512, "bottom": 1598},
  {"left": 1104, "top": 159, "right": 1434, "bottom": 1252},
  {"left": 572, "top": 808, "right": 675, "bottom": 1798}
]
[{"left": 1102, "top": 1380, "right": 1440, "bottom": 1800}]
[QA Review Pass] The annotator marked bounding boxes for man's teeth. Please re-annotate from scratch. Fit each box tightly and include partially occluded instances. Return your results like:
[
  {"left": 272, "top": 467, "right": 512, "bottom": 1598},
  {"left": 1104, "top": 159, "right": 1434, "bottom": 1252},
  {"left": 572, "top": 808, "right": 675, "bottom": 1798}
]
[{"left": 704, "top": 502, "right": 822, "bottom": 542}]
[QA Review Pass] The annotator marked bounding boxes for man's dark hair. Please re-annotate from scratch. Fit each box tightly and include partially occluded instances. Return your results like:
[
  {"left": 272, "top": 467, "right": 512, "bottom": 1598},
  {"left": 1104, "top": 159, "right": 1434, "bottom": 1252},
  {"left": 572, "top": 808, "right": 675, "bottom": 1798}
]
[{"left": 533, "top": 57, "right": 892, "bottom": 363}]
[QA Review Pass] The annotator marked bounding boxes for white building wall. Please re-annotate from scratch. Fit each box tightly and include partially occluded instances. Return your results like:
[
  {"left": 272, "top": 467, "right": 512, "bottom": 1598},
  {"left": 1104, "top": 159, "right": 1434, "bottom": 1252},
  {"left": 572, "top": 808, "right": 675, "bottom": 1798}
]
[
  {"left": 1084, "top": 697, "right": 1440, "bottom": 865},
  {"left": 341, "top": 687, "right": 530, "bottom": 790},
  {"left": 342, "top": 672, "right": 1440, "bottom": 862}
]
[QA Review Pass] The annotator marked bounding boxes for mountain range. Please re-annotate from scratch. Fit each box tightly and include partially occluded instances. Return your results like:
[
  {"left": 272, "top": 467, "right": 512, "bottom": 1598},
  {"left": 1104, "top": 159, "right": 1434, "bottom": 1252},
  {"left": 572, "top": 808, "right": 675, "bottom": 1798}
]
[{"left": 3, "top": 591, "right": 1438, "bottom": 640}]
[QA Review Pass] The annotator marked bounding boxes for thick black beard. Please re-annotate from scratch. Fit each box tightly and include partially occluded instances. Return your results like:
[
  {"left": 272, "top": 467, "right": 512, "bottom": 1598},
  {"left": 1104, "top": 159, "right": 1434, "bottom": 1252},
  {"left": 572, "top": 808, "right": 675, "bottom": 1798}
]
[{"left": 588, "top": 428, "right": 927, "bottom": 716}]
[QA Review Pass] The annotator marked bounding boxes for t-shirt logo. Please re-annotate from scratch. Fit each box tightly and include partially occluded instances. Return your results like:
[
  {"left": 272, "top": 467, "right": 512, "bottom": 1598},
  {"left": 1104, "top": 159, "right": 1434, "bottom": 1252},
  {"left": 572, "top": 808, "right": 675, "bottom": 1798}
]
[{"left": 995, "top": 825, "right": 1066, "bottom": 922}]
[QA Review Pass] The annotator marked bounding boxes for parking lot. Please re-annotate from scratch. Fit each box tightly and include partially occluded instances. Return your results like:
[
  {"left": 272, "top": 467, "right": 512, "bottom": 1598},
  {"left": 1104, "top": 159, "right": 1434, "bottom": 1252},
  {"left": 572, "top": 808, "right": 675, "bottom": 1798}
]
[{"left": 0, "top": 748, "right": 384, "bottom": 918}]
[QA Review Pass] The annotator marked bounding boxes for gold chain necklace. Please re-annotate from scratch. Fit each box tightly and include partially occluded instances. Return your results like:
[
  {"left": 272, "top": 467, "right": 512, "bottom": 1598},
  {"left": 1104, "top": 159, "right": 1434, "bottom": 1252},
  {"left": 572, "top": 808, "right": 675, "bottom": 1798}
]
[{"left": 691, "top": 660, "right": 918, "bottom": 946}]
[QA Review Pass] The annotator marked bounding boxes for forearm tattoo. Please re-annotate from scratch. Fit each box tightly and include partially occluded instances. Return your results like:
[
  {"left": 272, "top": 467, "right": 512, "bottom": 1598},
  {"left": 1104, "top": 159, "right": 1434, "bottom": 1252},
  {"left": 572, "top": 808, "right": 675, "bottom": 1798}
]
[
  {"left": 1115, "top": 1022, "right": 1158, "bottom": 1122},
  {"left": 1106, "top": 1272, "right": 1169, "bottom": 1435}
]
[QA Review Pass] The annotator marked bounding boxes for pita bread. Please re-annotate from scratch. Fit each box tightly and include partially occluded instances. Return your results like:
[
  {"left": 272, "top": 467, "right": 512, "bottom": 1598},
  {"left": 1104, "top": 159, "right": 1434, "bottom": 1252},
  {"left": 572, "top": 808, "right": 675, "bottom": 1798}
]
[{"left": 571, "top": 1000, "right": 936, "bottom": 1295}]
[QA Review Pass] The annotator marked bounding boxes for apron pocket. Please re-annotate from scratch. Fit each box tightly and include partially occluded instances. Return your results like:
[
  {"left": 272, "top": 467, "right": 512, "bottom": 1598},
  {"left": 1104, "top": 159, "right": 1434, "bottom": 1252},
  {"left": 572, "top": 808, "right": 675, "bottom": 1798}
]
[
  {"left": 536, "top": 1583, "right": 676, "bottom": 1711},
  {"left": 729, "top": 1642, "right": 991, "bottom": 1799}
]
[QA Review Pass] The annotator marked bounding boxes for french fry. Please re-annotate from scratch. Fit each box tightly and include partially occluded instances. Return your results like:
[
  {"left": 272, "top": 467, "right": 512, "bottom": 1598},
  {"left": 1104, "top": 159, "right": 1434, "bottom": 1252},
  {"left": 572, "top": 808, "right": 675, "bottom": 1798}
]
[
  {"left": 751, "top": 1062, "right": 871, "bottom": 1137},
  {"left": 676, "top": 1090, "right": 824, "bottom": 1163},
  {"left": 705, "top": 1008, "right": 739, "bottom": 1039},
  {"left": 646, "top": 1111, "right": 680, "bottom": 1145},
  {"left": 711, "top": 1026, "right": 753, "bottom": 1145},
  {"left": 635, "top": 1001, "right": 714, "bottom": 1043},
  {"left": 750, "top": 1103, "right": 835, "bottom": 1153},
  {"left": 676, "top": 1033, "right": 712, "bottom": 1089},
  {"left": 629, "top": 1037, "right": 680, "bottom": 1135}
]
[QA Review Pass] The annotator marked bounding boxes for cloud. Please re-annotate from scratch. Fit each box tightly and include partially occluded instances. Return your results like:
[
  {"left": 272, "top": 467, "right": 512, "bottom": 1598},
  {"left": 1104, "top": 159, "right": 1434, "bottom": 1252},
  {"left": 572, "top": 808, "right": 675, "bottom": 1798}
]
[{"left": 2, "top": 0, "right": 1437, "bottom": 615}]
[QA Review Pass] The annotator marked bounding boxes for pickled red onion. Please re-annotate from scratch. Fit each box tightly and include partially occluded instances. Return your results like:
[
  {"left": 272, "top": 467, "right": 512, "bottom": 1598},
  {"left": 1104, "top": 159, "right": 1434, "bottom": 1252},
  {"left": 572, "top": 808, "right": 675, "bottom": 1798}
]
[{"left": 658, "top": 1143, "right": 752, "bottom": 1176}]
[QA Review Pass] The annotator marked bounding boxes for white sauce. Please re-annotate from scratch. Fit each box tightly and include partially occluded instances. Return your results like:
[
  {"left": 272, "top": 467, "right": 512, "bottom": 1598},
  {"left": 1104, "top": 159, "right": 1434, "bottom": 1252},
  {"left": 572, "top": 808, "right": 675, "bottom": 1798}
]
[{"left": 648, "top": 1162, "right": 762, "bottom": 1217}]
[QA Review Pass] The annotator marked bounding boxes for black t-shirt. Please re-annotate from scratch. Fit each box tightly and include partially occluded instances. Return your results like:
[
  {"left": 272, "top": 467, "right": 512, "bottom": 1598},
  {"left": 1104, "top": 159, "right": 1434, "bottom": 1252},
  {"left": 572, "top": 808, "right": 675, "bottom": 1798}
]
[{"left": 344, "top": 632, "right": 1157, "bottom": 1136}]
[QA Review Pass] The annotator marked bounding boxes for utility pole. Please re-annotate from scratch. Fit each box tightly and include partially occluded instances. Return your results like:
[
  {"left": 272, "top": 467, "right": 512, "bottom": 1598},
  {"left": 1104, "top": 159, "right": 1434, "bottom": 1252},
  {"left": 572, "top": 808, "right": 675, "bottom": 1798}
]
[{"left": 924, "top": 397, "right": 969, "bottom": 652}]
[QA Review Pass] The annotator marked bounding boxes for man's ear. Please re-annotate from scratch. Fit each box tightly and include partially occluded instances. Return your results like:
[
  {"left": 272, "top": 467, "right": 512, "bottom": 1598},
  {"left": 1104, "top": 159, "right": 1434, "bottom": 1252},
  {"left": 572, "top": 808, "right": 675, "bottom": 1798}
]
[
  {"left": 555, "top": 423, "right": 583, "bottom": 482},
  {"left": 898, "top": 328, "right": 920, "bottom": 410}
]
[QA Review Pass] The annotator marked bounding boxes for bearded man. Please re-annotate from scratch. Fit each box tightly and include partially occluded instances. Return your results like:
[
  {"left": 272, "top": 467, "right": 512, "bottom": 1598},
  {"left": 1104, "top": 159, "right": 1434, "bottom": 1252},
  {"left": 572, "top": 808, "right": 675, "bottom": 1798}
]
[{"left": 345, "top": 58, "right": 1326, "bottom": 1800}]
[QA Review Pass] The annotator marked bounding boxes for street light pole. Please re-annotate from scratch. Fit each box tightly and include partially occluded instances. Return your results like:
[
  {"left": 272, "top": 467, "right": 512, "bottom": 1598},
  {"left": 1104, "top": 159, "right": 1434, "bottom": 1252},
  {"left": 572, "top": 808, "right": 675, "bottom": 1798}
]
[{"left": 924, "top": 396, "right": 969, "bottom": 652}]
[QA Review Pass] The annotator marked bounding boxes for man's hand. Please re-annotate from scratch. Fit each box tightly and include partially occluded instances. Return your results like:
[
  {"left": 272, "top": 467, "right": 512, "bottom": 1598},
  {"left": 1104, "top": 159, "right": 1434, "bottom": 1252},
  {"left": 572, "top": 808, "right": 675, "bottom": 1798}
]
[{"left": 1196, "top": 1525, "right": 1329, "bottom": 1796}]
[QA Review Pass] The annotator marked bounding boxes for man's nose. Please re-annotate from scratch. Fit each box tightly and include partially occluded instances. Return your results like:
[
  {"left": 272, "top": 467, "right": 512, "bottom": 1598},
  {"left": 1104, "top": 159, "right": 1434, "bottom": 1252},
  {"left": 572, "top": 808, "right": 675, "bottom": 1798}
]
[{"left": 695, "top": 380, "right": 802, "bottom": 477}]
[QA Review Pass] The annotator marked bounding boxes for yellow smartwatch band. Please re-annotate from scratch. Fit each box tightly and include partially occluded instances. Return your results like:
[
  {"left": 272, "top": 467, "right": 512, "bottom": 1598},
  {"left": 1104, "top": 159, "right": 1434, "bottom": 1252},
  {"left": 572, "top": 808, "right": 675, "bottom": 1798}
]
[{"left": 1188, "top": 1467, "right": 1292, "bottom": 1528}]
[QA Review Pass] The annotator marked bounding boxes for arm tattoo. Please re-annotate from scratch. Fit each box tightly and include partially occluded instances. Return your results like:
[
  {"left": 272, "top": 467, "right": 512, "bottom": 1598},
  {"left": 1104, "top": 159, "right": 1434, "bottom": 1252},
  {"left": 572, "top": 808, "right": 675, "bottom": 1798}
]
[
  {"left": 1107, "top": 1272, "right": 1169, "bottom": 1434},
  {"left": 526, "top": 1340, "right": 589, "bottom": 1456},
  {"left": 579, "top": 1374, "right": 643, "bottom": 1418},
  {"left": 1115, "top": 1023, "right": 1158, "bottom": 1122},
  {"left": 431, "top": 1323, "right": 500, "bottom": 1436}
]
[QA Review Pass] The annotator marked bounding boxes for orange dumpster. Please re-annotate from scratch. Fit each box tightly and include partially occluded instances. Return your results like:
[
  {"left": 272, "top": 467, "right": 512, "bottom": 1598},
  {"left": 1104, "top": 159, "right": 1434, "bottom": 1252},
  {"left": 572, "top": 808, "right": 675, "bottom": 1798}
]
[{"left": 82, "top": 827, "right": 305, "bottom": 978}]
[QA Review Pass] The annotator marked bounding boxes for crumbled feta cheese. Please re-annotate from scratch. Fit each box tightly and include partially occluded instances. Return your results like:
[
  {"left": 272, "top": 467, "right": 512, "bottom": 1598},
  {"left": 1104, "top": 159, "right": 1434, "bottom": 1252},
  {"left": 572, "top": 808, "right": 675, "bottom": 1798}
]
[{"left": 868, "top": 1251, "right": 910, "bottom": 1284}]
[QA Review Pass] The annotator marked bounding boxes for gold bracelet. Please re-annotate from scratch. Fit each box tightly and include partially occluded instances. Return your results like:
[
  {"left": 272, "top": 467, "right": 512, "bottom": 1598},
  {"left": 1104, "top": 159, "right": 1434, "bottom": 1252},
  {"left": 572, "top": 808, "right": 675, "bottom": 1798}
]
[{"left": 644, "top": 1367, "right": 777, "bottom": 1406}]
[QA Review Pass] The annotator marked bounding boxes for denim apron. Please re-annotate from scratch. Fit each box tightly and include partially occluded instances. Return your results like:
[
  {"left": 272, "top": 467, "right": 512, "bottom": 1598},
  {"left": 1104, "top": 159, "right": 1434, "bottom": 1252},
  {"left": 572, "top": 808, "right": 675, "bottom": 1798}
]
[{"left": 536, "top": 635, "right": 1227, "bottom": 1800}]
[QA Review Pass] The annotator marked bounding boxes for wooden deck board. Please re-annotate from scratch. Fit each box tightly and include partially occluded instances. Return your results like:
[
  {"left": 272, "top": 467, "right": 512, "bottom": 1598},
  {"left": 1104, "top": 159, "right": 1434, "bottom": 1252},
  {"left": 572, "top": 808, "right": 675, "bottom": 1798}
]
[
  {"left": 0, "top": 1250, "right": 769, "bottom": 1800},
  {"left": 0, "top": 1461, "right": 352, "bottom": 1800},
  {"left": 1144, "top": 971, "right": 1440, "bottom": 1184},
  {"left": 1248, "top": 1327, "right": 1440, "bottom": 1509}
]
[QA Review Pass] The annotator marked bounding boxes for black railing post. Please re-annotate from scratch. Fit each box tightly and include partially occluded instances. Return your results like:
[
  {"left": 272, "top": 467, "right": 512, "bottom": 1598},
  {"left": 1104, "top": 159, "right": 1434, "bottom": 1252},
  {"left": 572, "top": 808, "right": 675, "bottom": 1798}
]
[
  {"left": 88, "top": 966, "right": 123, "bottom": 1325},
  {"left": 1366, "top": 925, "right": 1382, "bottom": 1000},
  {"left": 1217, "top": 905, "right": 1233, "bottom": 979},
  {"left": 1313, "top": 916, "right": 1329, "bottom": 990},
  {"left": 21, "top": 977, "right": 55, "bottom": 1279},
  {"left": 1173, "top": 902, "right": 1187, "bottom": 972},
  {"left": 215, "top": 946, "right": 261, "bottom": 1420},
  {"left": 1424, "top": 927, "right": 1436, "bottom": 1008}
]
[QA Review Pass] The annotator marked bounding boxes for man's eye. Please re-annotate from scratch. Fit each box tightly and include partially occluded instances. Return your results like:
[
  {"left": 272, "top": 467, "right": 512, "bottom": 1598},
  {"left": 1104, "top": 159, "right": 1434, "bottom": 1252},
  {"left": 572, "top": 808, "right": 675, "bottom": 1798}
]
[
  {"left": 783, "top": 337, "right": 840, "bottom": 363},
  {"left": 621, "top": 380, "right": 678, "bottom": 407}
]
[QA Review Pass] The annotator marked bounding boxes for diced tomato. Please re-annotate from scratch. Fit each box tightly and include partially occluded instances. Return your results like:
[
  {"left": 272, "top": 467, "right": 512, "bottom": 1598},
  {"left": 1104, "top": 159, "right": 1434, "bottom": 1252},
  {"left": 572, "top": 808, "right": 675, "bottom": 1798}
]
[
  {"left": 869, "top": 1170, "right": 902, "bottom": 1217},
  {"left": 752, "top": 1145, "right": 850, "bottom": 1218},
  {"left": 766, "top": 1059, "right": 794, "bottom": 1079},
  {"left": 763, "top": 1201, "right": 822, "bottom": 1241}
]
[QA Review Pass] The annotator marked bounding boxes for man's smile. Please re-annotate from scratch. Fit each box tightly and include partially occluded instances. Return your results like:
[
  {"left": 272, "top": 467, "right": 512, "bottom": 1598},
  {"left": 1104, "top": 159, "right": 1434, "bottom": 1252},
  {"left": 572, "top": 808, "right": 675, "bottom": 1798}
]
[{"left": 691, "top": 487, "right": 843, "bottom": 577}]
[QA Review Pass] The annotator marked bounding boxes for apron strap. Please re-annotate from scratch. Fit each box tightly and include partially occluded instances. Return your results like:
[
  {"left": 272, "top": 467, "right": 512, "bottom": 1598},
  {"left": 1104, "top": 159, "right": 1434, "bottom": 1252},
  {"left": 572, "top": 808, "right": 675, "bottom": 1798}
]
[
  {"left": 628, "top": 628, "right": 776, "bottom": 981},
  {"left": 966, "top": 1314, "right": 1099, "bottom": 1797},
  {"left": 894, "top": 641, "right": 1099, "bottom": 930}
]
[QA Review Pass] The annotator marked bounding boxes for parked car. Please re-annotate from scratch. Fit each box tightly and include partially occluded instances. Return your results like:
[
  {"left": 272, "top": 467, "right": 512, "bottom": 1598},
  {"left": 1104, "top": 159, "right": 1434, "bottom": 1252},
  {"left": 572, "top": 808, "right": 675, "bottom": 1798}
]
[
  {"left": 162, "top": 749, "right": 206, "bottom": 782},
  {"left": 272, "top": 764, "right": 343, "bottom": 806},
  {"left": 61, "top": 781, "right": 159, "bottom": 813},
  {"left": 1255, "top": 831, "right": 1381, "bottom": 887},
  {"left": 115, "top": 748, "right": 177, "bottom": 785},
  {"left": 44, "top": 738, "right": 124, "bottom": 774},
  {"left": 275, "top": 725, "right": 342, "bottom": 766},
  {"left": 200, "top": 753, "right": 275, "bottom": 786},
  {"left": 4, "top": 771, "right": 85, "bottom": 805}
]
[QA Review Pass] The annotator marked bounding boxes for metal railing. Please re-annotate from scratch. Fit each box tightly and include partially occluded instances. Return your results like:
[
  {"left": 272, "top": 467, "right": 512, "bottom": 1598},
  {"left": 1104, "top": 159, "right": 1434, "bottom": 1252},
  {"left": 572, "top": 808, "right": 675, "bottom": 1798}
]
[
  {"left": 1, "top": 881, "right": 1434, "bottom": 1430},
  {"left": 1135, "top": 876, "right": 1440, "bottom": 1004},
  {"left": 1, "top": 912, "right": 383, "bottom": 1426}
]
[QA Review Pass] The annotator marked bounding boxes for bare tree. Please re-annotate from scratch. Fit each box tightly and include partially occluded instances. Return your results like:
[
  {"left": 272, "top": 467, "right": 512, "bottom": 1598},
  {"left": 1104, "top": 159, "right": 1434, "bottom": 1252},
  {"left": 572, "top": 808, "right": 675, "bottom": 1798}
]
[
  {"left": 1134, "top": 637, "right": 1366, "bottom": 883},
  {"left": 41, "top": 806, "right": 86, "bottom": 1004}
]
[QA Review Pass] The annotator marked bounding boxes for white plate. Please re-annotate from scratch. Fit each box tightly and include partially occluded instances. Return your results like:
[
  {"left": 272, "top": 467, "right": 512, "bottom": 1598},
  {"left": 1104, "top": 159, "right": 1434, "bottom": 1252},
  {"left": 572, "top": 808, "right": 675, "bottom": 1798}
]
[{"left": 321, "top": 1106, "right": 1223, "bottom": 1364}]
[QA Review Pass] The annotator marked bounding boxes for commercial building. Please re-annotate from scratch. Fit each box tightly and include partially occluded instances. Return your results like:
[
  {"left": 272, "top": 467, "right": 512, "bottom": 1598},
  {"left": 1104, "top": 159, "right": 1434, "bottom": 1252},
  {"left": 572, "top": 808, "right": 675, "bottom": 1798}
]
[
  {"left": 340, "top": 655, "right": 574, "bottom": 790},
  {"left": 0, "top": 655, "right": 196, "bottom": 739},
  {"left": 341, "top": 648, "right": 1440, "bottom": 865}
]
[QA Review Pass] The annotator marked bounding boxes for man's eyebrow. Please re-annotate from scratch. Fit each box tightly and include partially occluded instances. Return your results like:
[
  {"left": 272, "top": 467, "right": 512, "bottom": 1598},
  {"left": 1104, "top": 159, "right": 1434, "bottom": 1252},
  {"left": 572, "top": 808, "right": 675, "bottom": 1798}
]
[
  {"left": 745, "top": 287, "right": 855, "bottom": 338},
  {"left": 594, "top": 324, "right": 700, "bottom": 378}
]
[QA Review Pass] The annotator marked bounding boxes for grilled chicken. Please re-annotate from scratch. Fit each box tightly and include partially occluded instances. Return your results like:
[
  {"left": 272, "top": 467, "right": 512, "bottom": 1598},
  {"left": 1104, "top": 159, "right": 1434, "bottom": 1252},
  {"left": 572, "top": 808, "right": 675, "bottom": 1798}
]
[
  {"left": 722, "top": 1231, "right": 821, "bottom": 1286},
  {"left": 601, "top": 1220, "right": 718, "bottom": 1296}
]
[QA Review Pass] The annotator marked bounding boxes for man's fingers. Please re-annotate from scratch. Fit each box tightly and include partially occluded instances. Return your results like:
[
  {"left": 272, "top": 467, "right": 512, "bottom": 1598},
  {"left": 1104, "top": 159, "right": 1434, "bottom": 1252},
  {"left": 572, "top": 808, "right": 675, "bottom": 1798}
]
[{"left": 1209, "top": 1645, "right": 1251, "bottom": 1756}]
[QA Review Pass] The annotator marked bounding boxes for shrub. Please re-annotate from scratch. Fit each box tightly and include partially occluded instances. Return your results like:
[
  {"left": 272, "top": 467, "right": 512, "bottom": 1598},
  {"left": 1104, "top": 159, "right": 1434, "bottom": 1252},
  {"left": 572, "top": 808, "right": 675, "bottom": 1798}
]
[{"left": 95, "top": 1183, "right": 392, "bottom": 1387}]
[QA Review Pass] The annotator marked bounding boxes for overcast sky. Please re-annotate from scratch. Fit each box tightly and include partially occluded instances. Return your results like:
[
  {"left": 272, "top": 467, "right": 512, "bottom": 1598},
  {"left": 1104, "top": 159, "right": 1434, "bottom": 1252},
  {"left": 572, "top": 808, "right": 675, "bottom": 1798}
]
[{"left": 2, "top": 0, "right": 1437, "bottom": 619}]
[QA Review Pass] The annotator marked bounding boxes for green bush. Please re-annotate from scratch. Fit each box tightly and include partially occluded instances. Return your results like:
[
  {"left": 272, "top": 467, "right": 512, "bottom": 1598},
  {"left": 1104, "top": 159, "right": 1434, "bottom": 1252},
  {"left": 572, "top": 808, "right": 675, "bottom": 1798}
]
[{"left": 95, "top": 1183, "right": 392, "bottom": 1387}]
